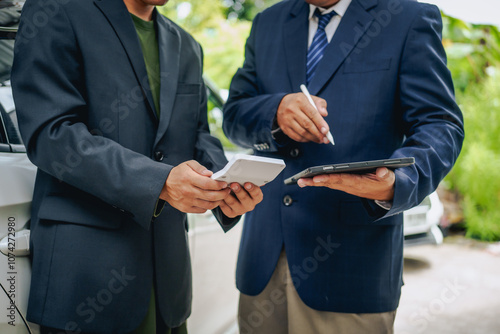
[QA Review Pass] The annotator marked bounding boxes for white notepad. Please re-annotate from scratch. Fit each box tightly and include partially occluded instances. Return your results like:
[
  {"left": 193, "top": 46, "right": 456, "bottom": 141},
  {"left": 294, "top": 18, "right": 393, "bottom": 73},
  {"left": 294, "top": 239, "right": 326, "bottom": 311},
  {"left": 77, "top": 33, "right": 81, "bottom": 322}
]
[{"left": 211, "top": 154, "right": 286, "bottom": 186}]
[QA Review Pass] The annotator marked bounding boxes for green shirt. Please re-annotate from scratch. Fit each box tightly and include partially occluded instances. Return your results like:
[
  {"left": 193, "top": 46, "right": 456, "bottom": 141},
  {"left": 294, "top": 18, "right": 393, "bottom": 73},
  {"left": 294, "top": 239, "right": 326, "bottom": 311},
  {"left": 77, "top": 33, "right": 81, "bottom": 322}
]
[{"left": 131, "top": 14, "right": 161, "bottom": 118}]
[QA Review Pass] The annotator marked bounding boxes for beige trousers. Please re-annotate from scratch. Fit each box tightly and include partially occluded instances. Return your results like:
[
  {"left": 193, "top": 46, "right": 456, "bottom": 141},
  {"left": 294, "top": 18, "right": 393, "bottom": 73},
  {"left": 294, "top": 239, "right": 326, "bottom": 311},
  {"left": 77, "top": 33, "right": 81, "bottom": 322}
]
[{"left": 238, "top": 251, "right": 396, "bottom": 334}]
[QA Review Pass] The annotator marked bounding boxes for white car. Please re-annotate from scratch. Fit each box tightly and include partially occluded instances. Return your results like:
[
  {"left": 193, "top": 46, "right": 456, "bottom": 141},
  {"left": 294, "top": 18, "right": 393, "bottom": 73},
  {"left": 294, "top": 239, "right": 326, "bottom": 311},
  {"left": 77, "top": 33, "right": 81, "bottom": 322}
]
[
  {"left": 0, "top": 87, "right": 38, "bottom": 334},
  {"left": 1, "top": 4, "right": 40, "bottom": 332},
  {"left": 403, "top": 191, "right": 444, "bottom": 246}
]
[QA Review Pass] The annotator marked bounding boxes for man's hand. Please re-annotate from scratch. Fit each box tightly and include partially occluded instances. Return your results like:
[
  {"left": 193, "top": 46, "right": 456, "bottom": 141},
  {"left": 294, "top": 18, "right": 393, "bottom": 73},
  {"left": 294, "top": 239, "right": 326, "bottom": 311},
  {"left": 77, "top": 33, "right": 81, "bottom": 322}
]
[
  {"left": 276, "top": 92, "right": 330, "bottom": 144},
  {"left": 219, "top": 183, "right": 264, "bottom": 218},
  {"left": 297, "top": 167, "right": 395, "bottom": 201},
  {"left": 160, "top": 160, "right": 231, "bottom": 214}
]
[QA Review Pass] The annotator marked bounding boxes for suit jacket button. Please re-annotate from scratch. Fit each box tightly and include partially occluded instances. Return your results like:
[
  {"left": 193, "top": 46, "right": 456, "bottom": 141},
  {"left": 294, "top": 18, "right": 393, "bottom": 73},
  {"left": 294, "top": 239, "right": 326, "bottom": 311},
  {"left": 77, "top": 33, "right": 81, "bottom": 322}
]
[
  {"left": 283, "top": 195, "right": 293, "bottom": 207},
  {"left": 289, "top": 148, "right": 300, "bottom": 158},
  {"left": 154, "top": 151, "right": 164, "bottom": 161}
]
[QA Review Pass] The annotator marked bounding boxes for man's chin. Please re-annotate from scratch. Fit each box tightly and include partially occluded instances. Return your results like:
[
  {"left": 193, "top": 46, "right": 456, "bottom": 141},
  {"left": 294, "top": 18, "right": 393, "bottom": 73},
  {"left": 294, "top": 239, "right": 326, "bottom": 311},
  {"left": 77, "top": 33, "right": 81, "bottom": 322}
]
[
  {"left": 147, "top": 0, "right": 169, "bottom": 6},
  {"left": 137, "top": 0, "right": 169, "bottom": 6}
]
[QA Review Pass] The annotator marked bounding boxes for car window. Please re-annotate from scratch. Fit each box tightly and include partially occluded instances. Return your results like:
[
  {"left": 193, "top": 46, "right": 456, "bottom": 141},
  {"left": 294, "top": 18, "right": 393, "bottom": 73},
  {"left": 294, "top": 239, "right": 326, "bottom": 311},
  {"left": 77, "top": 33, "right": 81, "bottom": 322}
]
[
  {"left": 0, "top": 104, "right": 22, "bottom": 145},
  {"left": 0, "top": 105, "right": 7, "bottom": 145}
]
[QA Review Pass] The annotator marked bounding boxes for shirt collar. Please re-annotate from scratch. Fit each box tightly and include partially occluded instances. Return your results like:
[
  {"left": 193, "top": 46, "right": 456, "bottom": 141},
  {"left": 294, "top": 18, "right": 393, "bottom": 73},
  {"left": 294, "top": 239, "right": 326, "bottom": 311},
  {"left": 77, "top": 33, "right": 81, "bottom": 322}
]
[{"left": 308, "top": 0, "right": 352, "bottom": 19}]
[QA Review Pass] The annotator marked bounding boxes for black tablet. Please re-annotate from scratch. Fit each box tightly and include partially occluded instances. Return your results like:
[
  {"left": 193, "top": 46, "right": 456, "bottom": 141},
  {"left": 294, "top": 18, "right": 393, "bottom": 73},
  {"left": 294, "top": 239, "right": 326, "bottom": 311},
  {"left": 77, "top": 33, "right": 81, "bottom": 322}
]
[{"left": 284, "top": 157, "right": 415, "bottom": 185}]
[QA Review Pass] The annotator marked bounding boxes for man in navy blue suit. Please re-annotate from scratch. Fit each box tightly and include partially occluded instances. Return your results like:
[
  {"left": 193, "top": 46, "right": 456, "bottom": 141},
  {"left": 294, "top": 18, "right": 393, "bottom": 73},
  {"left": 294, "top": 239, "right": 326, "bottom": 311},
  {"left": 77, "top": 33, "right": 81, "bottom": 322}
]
[{"left": 223, "top": 0, "right": 464, "bottom": 332}]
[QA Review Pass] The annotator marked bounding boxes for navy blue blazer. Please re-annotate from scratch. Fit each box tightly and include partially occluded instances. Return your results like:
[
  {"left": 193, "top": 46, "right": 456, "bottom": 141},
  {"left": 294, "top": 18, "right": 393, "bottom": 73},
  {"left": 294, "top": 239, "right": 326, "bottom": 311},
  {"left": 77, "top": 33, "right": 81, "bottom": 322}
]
[
  {"left": 223, "top": 0, "right": 464, "bottom": 313},
  {"left": 12, "top": 0, "right": 236, "bottom": 332}
]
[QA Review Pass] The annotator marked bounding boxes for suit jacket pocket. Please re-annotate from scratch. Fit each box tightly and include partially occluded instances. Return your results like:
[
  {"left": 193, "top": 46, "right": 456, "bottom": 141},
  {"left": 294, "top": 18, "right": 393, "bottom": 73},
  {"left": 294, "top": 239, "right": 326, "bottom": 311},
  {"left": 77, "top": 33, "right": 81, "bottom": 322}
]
[
  {"left": 343, "top": 58, "right": 392, "bottom": 74},
  {"left": 37, "top": 194, "right": 122, "bottom": 230}
]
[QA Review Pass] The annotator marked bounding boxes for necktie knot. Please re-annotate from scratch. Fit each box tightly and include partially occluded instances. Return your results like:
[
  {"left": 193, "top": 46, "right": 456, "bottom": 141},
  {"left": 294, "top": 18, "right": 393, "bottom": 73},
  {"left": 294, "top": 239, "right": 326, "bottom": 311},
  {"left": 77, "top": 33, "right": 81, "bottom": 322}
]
[{"left": 315, "top": 9, "right": 337, "bottom": 31}]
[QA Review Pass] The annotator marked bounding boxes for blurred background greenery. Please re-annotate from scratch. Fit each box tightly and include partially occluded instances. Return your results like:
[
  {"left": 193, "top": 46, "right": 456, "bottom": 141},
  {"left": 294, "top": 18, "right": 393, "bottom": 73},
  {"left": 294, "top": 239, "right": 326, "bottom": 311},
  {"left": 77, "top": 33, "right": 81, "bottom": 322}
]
[
  {"left": 441, "top": 14, "right": 500, "bottom": 241},
  {"left": 159, "top": 2, "right": 500, "bottom": 242}
]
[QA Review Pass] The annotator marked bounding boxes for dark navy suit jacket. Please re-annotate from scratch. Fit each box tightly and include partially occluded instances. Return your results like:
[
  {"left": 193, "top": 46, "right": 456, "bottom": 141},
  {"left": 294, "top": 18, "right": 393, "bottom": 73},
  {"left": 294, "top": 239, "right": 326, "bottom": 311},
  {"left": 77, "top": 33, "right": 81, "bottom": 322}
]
[
  {"left": 223, "top": 0, "right": 464, "bottom": 313},
  {"left": 11, "top": 0, "right": 237, "bottom": 332}
]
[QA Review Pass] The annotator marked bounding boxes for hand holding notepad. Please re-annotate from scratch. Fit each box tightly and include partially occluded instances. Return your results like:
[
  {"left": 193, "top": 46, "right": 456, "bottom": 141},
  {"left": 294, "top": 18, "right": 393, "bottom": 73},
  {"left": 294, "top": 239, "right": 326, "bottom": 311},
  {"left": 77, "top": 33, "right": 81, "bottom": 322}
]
[{"left": 212, "top": 154, "right": 286, "bottom": 186}]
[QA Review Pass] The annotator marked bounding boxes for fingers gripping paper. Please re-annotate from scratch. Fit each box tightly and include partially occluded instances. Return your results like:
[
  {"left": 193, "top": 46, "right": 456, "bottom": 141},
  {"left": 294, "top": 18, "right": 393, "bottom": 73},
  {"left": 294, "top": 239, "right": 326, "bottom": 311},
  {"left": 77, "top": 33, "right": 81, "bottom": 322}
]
[{"left": 211, "top": 154, "right": 286, "bottom": 186}]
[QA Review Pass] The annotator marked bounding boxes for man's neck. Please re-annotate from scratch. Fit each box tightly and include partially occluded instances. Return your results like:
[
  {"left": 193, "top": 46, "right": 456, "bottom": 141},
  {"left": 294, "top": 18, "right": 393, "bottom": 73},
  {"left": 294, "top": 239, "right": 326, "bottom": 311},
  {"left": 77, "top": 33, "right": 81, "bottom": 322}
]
[{"left": 123, "top": 0, "right": 154, "bottom": 21}]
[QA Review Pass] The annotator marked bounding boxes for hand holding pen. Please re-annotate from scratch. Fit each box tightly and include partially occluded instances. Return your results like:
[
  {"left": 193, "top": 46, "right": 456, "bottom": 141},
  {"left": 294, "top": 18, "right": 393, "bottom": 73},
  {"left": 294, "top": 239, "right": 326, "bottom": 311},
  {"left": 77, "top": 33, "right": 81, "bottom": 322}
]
[
  {"left": 300, "top": 85, "right": 335, "bottom": 145},
  {"left": 274, "top": 85, "right": 334, "bottom": 145}
]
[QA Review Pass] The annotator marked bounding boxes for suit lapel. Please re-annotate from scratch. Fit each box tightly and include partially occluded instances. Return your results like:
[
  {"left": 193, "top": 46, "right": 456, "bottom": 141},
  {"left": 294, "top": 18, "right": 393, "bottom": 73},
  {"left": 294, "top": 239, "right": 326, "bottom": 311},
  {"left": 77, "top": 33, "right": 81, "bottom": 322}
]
[
  {"left": 308, "top": 0, "right": 377, "bottom": 95},
  {"left": 154, "top": 13, "right": 180, "bottom": 146},
  {"left": 94, "top": 0, "right": 157, "bottom": 119},
  {"left": 283, "top": 0, "right": 310, "bottom": 91}
]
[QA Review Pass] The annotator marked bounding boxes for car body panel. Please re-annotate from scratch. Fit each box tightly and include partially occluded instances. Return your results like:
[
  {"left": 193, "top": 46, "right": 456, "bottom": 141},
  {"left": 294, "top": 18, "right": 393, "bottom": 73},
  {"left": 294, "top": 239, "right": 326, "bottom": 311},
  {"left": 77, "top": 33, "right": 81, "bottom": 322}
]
[{"left": 0, "top": 153, "right": 37, "bottom": 332}]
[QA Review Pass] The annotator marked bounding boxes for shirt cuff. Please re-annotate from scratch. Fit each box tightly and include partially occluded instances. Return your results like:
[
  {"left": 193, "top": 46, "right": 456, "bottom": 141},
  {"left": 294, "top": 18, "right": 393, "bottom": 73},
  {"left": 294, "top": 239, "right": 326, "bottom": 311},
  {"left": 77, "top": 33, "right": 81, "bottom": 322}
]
[
  {"left": 153, "top": 199, "right": 166, "bottom": 218},
  {"left": 270, "top": 115, "right": 289, "bottom": 145},
  {"left": 374, "top": 199, "right": 393, "bottom": 211}
]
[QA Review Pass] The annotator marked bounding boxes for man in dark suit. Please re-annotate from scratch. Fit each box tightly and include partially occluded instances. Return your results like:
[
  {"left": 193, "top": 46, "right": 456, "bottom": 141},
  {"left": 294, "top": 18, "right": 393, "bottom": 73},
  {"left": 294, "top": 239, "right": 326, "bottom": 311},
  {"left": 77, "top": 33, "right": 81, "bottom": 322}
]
[
  {"left": 11, "top": 0, "right": 263, "bottom": 333},
  {"left": 223, "top": 0, "right": 464, "bottom": 332}
]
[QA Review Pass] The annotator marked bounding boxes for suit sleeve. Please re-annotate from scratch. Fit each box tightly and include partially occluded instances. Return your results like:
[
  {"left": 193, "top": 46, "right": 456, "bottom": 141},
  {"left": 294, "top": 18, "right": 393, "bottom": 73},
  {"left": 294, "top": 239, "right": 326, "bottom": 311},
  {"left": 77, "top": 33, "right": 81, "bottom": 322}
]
[
  {"left": 223, "top": 13, "right": 289, "bottom": 152},
  {"left": 194, "top": 45, "right": 241, "bottom": 231},
  {"left": 379, "top": 4, "right": 464, "bottom": 218},
  {"left": 11, "top": 1, "right": 170, "bottom": 230},
  {"left": 195, "top": 80, "right": 240, "bottom": 231}
]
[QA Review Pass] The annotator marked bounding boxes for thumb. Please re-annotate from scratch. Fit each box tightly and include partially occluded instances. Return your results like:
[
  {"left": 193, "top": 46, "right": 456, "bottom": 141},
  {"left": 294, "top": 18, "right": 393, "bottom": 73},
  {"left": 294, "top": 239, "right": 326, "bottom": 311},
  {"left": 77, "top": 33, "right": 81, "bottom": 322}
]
[
  {"left": 186, "top": 160, "right": 212, "bottom": 177},
  {"left": 376, "top": 167, "right": 389, "bottom": 179}
]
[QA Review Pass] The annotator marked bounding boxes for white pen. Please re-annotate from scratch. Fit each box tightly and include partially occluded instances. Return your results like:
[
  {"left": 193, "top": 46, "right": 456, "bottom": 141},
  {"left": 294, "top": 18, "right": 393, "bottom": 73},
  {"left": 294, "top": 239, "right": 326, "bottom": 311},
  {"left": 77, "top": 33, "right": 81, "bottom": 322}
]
[{"left": 300, "top": 84, "right": 335, "bottom": 146}]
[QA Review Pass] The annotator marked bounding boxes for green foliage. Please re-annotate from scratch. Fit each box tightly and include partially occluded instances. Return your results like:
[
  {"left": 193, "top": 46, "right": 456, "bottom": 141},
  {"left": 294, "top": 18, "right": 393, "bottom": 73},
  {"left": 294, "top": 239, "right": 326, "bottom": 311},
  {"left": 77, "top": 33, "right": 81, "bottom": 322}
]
[
  {"left": 159, "top": 0, "right": 225, "bottom": 34},
  {"left": 196, "top": 20, "right": 251, "bottom": 89},
  {"left": 158, "top": 1, "right": 252, "bottom": 148},
  {"left": 158, "top": 1, "right": 251, "bottom": 89},
  {"left": 446, "top": 75, "right": 500, "bottom": 241},
  {"left": 441, "top": 13, "right": 500, "bottom": 241},
  {"left": 222, "top": 0, "right": 280, "bottom": 21},
  {"left": 442, "top": 14, "right": 500, "bottom": 92}
]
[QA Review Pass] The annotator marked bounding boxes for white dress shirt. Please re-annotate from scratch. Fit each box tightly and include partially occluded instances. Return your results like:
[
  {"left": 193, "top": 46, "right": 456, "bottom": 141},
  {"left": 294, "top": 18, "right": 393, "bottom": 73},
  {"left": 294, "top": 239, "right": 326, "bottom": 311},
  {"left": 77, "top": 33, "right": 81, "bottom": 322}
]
[{"left": 308, "top": 0, "right": 353, "bottom": 48}]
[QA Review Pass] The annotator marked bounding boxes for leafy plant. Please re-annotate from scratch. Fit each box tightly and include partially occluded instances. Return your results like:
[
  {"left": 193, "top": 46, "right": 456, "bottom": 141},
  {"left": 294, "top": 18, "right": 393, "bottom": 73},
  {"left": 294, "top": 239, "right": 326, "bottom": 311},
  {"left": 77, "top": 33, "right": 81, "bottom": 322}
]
[
  {"left": 445, "top": 74, "right": 500, "bottom": 241},
  {"left": 158, "top": 1, "right": 251, "bottom": 148},
  {"left": 440, "top": 12, "right": 500, "bottom": 241},
  {"left": 442, "top": 14, "right": 500, "bottom": 92},
  {"left": 222, "top": 0, "right": 280, "bottom": 21},
  {"left": 159, "top": 1, "right": 251, "bottom": 90}
]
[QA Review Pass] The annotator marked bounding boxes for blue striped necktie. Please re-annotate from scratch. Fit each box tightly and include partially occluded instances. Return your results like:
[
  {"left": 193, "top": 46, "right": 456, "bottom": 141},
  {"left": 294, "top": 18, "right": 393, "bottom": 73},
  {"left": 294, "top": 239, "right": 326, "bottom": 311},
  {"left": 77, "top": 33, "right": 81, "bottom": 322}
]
[{"left": 306, "top": 9, "right": 337, "bottom": 85}]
